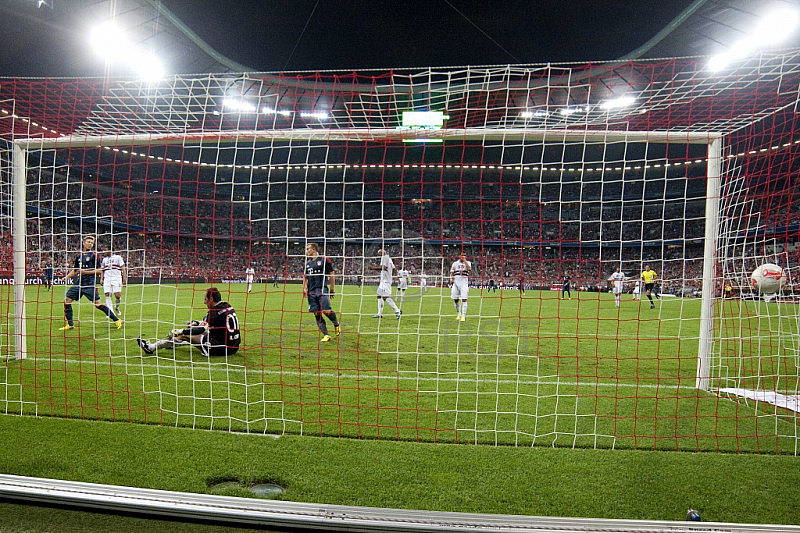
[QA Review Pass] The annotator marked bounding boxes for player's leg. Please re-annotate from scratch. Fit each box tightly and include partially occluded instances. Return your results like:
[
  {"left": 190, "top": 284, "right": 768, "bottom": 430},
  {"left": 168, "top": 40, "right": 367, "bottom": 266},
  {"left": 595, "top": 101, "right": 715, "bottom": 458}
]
[
  {"left": 113, "top": 289, "right": 122, "bottom": 316},
  {"left": 61, "top": 288, "right": 78, "bottom": 329},
  {"left": 374, "top": 295, "right": 384, "bottom": 318},
  {"left": 320, "top": 294, "right": 340, "bottom": 339},
  {"left": 104, "top": 290, "right": 114, "bottom": 313},
  {"left": 459, "top": 297, "right": 468, "bottom": 320},
  {"left": 91, "top": 289, "right": 121, "bottom": 325},
  {"left": 384, "top": 295, "right": 401, "bottom": 317},
  {"left": 451, "top": 284, "right": 461, "bottom": 316}
]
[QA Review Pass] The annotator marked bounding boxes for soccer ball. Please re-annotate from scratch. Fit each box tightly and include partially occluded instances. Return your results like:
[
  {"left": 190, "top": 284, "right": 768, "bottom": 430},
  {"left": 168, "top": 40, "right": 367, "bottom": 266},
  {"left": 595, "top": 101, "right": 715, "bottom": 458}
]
[{"left": 751, "top": 263, "right": 786, "bottom": 295}]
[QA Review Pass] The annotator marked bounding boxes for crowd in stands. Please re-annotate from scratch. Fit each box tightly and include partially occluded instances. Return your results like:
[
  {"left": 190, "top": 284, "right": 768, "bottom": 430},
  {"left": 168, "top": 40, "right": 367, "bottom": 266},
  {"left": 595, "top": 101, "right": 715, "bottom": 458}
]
[{"left": 6, "top": 162, "right": 795, "bottom": 298}]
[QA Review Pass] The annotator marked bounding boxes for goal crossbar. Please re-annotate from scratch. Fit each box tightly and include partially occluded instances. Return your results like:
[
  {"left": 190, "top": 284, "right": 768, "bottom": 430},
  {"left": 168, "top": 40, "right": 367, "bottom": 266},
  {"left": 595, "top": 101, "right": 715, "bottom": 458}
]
[{"left": 14, "top": 129, "right": 720, "bottom": 150}]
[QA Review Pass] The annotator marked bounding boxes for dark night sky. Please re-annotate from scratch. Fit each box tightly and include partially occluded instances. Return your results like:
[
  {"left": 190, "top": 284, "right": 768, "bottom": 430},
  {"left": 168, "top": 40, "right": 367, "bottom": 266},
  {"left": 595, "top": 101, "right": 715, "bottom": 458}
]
[{"left": 0, "top": 1, "right": 698, "bottom": 76}]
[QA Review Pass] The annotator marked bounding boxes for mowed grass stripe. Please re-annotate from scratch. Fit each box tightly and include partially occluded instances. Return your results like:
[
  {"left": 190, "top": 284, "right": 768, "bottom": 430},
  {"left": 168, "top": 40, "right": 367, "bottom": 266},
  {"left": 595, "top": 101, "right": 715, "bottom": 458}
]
[{"left": 2, "top": 283, "right": 799, "bottom": 452}]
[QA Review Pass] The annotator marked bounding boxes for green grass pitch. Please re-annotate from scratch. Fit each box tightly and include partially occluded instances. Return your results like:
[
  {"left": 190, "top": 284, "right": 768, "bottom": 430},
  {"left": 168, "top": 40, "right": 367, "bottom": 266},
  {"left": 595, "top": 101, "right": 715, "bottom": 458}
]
[{"left": 1, "top": 283, "right": 798, "bottom": 453}]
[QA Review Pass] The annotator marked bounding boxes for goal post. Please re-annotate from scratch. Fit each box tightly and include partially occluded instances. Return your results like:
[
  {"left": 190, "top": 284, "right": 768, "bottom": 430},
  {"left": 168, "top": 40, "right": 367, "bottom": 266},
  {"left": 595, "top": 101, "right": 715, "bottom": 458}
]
[{"left": 697, "top": 136, "right": 723, "bottom": 391}]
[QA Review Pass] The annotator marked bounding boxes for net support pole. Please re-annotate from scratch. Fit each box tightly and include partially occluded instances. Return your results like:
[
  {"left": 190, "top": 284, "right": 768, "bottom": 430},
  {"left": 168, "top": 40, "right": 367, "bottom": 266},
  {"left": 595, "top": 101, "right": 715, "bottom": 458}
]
[
  {"left": 697, "top": 137, "right": 722, "bottom": 390},
  {"left": 12, "top": 143, "right": 27, "bottom": 361}
]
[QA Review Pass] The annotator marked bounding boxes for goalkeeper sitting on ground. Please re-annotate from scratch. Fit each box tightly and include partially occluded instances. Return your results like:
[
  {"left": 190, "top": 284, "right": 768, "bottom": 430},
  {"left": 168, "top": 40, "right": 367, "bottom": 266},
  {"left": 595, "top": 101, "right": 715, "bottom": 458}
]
[{"left": 136, "top": 287, "right": 240, "bottom": 357}]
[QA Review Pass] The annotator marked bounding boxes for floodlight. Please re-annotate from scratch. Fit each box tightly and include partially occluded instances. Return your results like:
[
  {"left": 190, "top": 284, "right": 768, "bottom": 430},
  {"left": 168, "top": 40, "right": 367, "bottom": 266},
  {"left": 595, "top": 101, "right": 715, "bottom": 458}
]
[
  {"left": 754, "top": 8, "right": 799, "bottom": 45},
  {"left": 601, "top": 96, "right": 635, "bottom": 110},
  {"left": 709, "top": 8, "right": 799, "bottom": 72},
  {"left": 89, "top": 21, "right": 132, "bottom": 63}
]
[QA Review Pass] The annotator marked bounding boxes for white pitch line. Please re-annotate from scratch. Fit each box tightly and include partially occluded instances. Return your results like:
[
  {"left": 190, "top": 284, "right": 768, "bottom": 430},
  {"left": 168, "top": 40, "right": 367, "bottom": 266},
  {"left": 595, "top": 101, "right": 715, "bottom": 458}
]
[{"left": 21, "top": 356, "right": 698, "bottom": 391}]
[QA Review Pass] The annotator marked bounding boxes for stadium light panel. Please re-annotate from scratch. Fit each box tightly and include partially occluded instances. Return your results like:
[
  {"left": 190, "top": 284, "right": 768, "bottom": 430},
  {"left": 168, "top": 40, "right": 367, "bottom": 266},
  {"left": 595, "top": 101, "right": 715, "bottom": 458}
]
[{"left": 89, "top": 21, "right": 165, "bottom": 81}]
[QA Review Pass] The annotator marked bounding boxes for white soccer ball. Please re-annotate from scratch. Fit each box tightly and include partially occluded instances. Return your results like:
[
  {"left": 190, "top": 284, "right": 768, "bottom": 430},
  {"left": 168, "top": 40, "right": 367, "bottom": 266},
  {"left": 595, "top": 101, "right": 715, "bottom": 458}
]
[{"left": 751, "top": 263, "right": 786, "bottom": 295}]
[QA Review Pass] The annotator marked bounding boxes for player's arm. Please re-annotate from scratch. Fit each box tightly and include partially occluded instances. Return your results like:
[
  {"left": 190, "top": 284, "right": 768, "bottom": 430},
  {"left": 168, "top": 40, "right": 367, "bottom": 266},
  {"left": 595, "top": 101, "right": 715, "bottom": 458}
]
[
  {"left": 302, "top": 274, "right": 308, "bottom": 296},
  {"left": 367, "top": 263, "right": 381, "bottom": 271},
  {"left": 122, "top": 266, "right": 128, "bottom": 286},
  {"left": 326, "top": 259, "right": 335, "bottom": 298},
  {"left": 63, "top": 268, "right": 77, "bottom": 281}
]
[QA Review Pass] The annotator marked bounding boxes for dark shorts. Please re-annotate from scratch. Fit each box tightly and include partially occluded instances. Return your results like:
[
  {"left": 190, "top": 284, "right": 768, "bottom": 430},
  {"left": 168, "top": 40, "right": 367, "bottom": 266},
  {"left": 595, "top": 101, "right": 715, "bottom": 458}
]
[
  {"left": 196, "top": 331, "right": 238, "bottom": 357},
  {"left": 307, "top": 292, "right": 332, "bottom": 313},
  {"left": 645, "top": 283, "right": 655, "bottom": 292},
  {"left": 66, "top": 286, "right": 100, "bottom": 302}
]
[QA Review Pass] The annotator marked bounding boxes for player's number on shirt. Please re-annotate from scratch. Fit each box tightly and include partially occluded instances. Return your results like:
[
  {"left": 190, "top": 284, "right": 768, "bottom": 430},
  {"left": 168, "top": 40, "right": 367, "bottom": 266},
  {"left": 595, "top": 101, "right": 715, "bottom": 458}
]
[{"left": 227, "top": 311, "right": 239, "bottom": 333}]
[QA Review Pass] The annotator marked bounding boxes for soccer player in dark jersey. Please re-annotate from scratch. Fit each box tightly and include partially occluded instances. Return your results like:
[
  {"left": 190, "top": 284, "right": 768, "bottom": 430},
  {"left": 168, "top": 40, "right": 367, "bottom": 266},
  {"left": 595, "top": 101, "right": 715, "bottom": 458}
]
[
  {"left": 42, "top": 259, "right": 54, "bottom": 291},
  {"left": 137, "top": 287, "right": 240, "bottom": 357},
  {"left": 60, "top": 236, "right": 121, "bottom": 331},
  {"left": 303, "top": 243, "right": 340, "bottom": 342},
  {"left": 488, "top": 279, "right": 497, "bottom": 293},
  {"left": 562, "top": 273, "right": 572, "bottom": 300}
]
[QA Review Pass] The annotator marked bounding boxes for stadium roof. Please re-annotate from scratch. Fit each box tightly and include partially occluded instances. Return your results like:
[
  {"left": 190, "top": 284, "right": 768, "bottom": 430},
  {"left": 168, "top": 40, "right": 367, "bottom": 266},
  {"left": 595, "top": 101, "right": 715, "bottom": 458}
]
[{"left": 1, "top": 0, "right": 800, "bottom": 77}]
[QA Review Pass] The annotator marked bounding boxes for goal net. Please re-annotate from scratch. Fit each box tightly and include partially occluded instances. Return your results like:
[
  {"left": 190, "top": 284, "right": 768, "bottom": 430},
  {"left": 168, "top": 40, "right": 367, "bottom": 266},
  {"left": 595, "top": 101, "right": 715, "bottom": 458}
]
[{"left": 1, "top": 51, "right": 799, "bottom": 452}]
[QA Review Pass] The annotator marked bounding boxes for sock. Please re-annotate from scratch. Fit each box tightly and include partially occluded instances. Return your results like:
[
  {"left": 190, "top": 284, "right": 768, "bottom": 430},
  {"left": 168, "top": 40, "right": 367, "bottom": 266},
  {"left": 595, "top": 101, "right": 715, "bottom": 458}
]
[
  {"left": 327, "top": 312, "right": 339, "bottom": 327},
  {"left": 105, "top": 296, "right": 113, "bottom": 309},
  {"left": 153, "top": 338, "right": 175, "bottom": 350},
  {"left": 461, "top": 301, "right": 468, "bottom": 316},
  {"left": 616, "top": 295, "right": 621, "bottom": 306},
  {"left": 386, "top": 298, "right": 400, "bottom": 313},
  {"left": 377, "top": 299, "right": 384, "bottom": 315},
  {"left": 64, "top": 303, "right": 74, "bottom": 326},
  {"left": 98, "top": 304, "right": 119, "bottom": 321},
  {"left": 316, "top": 314, "right": 328, "bottom": 335},
  {"left": 647, "top": 294, "right": 653, "bottom": 303},
  {"left": 115, "top": 296, "right": 121, "bottom": 307},
  {"left": 453, "top": 300, "right": 460, "bottom": 313}
]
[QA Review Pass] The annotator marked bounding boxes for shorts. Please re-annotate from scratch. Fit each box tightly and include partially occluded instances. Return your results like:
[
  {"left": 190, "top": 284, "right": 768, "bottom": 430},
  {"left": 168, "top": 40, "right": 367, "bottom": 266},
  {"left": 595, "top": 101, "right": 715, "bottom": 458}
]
[
  {"left": 103, "top": 280, "right": 123, "bottom": 294},
  {"left": 377, "top": 282, "right": 392, "bottom": 297},
  {"left": 613, "top": 287, "right": 622, "bottom": 295},
  {"left": 66, "top": 286, "right": 100, "bottom": 302},
  {"left": 451, "top": 280, "right": 469, "bottom": 300},
  {"left": 645, "top": 283, "right": 655, "bottom": 292},
  {"left": 196, "top": 331, "right": 238, "bottom": 357},
  {"left": 307, "top": 291, "right": 332, "bottom": 312},
  {"left": 398, "top": 279, "right": 408, "bottom": 290}
]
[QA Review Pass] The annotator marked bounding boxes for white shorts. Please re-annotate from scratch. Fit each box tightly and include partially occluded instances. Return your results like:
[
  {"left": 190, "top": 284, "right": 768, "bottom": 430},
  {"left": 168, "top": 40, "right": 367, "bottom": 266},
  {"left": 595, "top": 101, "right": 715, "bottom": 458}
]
[
  {"left": 377, "top": 282, "right": 392, "bottom": 297},
  {"left": 633, "top": 288, "right": 640, "bottom": 294},
  {"left": 420, "top": 279, "right": 427, "bottom": 286},
  {"left": 399, "top": 279, "right": 408, "bottom": 290},
  {"left": 246, "top": 277, "right": 254, "bottom": 284},
  {"left": 613, "top": 287, "right": 622, "bottom": 295},
  {"left": 103, "top": 280, "right": 123, "bottom": 294},
  {"left": 451, "top": 280, "right": 469, "bottom": 300}
]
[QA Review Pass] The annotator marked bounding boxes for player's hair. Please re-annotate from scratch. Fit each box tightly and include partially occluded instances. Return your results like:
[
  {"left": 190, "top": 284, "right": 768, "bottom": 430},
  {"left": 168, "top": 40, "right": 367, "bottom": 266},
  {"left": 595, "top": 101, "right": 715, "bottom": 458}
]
[
  {"left": 82, "top": 235, "right": 95, "bottom": 242},
  {"left": 307, "top": 243, "right": 319, "bottom": 252},
  {"left": 205, "top": 287, "right": 222, "bottom": 303}
]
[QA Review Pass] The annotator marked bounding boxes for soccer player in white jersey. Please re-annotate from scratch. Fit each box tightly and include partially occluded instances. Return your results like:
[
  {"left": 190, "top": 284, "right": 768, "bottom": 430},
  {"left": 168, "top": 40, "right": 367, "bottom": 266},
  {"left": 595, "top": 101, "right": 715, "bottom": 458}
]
[
  {"left": 450, "top": 251, "right": 472, "bottom": 321},
  {"left": 419, "top": 271, "right": 427, "bottom": 293},
  {"left": 608, "top": 266, "right": 625, "bottom": 308},
  {"left": 632, "top": 280, "right": 641, "bottom": 300},
  {"left": 367, "top": 249, "right": 402, "bottom": 319},
  {"left": 397, "top": 265, "right": 410, "bottom": 301},
  {"left": 101, "top": 249, "right": 127, "bottom": 317},
  {"left": 245, "top": 265, "right": 256, "bottom": 293}
]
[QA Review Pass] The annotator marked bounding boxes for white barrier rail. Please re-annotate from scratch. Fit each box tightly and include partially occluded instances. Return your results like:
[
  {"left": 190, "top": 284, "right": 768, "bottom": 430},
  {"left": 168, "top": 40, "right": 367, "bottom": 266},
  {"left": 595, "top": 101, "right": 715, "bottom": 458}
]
[{"left": 2, "top": 474, "right": 799, "bottom": 533}]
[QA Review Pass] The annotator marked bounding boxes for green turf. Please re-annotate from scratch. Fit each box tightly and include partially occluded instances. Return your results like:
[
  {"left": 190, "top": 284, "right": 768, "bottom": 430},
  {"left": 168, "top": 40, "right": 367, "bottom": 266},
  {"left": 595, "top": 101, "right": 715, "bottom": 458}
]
[
  {"left": 1, "top": 283, "right": 799, "bottom": 453},
  {"left": 1, "top": 414, "right": 800, "bottom": 526}
]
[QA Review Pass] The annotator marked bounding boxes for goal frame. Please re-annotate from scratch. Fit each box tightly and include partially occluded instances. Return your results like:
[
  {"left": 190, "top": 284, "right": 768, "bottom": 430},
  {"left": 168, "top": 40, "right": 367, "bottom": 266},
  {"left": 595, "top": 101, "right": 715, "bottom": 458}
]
[{"left": 11, "top": 128, "right": 723, "bottom": 394}]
